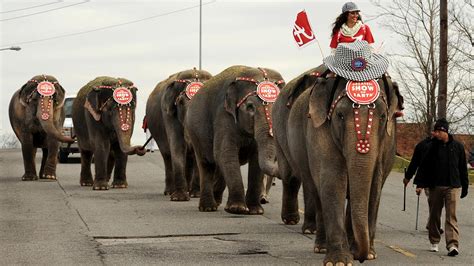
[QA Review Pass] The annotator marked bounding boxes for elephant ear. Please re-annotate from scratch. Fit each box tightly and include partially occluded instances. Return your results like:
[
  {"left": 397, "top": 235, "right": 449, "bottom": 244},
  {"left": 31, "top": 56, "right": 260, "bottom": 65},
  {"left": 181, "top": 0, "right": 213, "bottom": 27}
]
[
  {"left": 55, "top": 84, "right": 66, "bottom": 109},
  {"left": 18, "top": 83, "right": 31, "bottom": 107},
  {"left": 308, "top": 77, "right": 339, "bottom": 128},
  {"left": 84, "top": 88, "right": 109, "bottom": 121},
  {"left": 224, "top": 81, "right": 239, "bottom": 123},
  {"left": 162, "top": 81, "right": 179, "bottom": 116},
  {"left": 384, "top": 75, "right": 404, "bottom": 136}
]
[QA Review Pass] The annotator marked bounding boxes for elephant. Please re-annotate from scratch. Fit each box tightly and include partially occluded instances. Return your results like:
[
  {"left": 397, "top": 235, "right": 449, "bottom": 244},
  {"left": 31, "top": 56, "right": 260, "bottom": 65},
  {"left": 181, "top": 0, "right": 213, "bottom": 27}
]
[
  {"left": 146, "top": 68, "right": 212, "bottom": 201},
  {"left": 273, "top": 67, "right": 403, "bottom": 264},
  {"left": 9, "top": 75, "right": 74, "bottom": 181},
  {"left": 273, "top": 65, "right": 328, "bottom": 234},
  {"left": 72, "top": 76, "right": 146, "bottom": 190},
  {"left": 184, "top": 65, "right": 285, "bottom": 214}
]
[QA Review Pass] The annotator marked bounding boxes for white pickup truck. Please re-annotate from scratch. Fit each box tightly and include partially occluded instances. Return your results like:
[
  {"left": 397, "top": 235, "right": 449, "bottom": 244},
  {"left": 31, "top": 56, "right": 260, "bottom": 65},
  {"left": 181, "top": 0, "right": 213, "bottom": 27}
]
[{"left": 59, "top": 95, "right": 79, "bottom": 163}]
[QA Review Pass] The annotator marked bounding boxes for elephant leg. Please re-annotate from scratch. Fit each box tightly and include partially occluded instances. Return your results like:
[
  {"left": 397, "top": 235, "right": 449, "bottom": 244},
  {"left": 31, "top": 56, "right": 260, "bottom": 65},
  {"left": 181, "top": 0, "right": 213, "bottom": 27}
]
[
  {"left": 197, "top": 159, "right": 218, "bottom": 212},
  {"left": 40, "top": 139, "right": 60, "bottom": 180},
  {"left": 281, "top": 176, "right": 301, "bottom": 225},
  {"left": 39, "top": 148, "right": 48, "bottom": 180},
  {"left": 320, "top": 175, "right": 352, "bottom": 266},
  {"left": 20, "top": 136, "right": 38, "bottom": 181},
  {"left": 217, "top": 153, "right": 248, "bottom": 215},
  {"left": 301, "top": 176, "right": 317, "bottom": 234},
  {"left": 80, "top": 150, "right": 93, "bottom": 186},
  {"left": 213, "top": 169, "right": 226, "bottom": 206},
  {"left": 161, "top": 152, "right": 175, "bottom": 196},
  {"left": 314, "top": 191, "right": 327, "bottom": 253},
  {"left": 366, "top": 174, "right": 385, "bottom": 260},
  {"left": 246, "top": 155, "right": 264, "bottom": 215},
  {"left": 106, "top": 151, "right": 115, "bottom": 182},
  {"left": 92, "top": 142, "right": 110, "bottom": 190},
  {"left": 111, "top": 143, "right": 128, "bottom": 189},
  {"left": 170, "top": 144, "right": 190, "bottom": 202},
  {"left": 187, "top": 150, "right": 200, "bottom": 198}
]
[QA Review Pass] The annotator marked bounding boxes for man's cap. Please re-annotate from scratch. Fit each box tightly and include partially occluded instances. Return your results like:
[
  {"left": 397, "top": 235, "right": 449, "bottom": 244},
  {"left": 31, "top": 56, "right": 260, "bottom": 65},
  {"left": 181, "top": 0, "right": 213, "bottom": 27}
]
[
  {"left": 342, "top": 2, "right": 360, "bottom": 13},
  {"left": 434, "top": 118, "right": 449, "bottom": 133}
]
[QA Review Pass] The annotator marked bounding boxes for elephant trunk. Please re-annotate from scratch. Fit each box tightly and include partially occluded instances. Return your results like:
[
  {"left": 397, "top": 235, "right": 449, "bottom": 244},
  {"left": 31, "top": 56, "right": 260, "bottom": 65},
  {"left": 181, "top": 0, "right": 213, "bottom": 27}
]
[
  {"left": 113, "top": 116, "right": 146, "bottom": 156},
  {"left": 255, "top": 126, "right": 279, "bottom": 177},
  {"left": 347, "top": 159, "right": 374, "bottom": 262},
  {"left": 36, "top": 98, "right": 74, "bottom": 143}
]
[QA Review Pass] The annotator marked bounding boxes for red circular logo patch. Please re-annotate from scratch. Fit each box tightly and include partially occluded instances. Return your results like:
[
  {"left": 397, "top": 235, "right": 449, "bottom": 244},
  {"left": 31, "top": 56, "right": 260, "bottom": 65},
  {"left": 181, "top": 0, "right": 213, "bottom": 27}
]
[
  {"left": 185, "top": 82, "right": 203, "bottom": 99},
  {"left": 256, "top": 81, "right": 280, "bottom": 103},
  {"left": 346, "top": 80, "right": 380, "bottom": 104},
  {"left": 37, "top": 81, "right": 55, "bottom": 97},
  {"left": 113, "top": 87, "right": 133, "bottom": 105}
]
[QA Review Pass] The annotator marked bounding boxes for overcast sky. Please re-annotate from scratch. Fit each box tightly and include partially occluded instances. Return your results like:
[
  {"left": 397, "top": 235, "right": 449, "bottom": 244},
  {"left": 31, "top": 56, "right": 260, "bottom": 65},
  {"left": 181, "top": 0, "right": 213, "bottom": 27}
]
[{"left": 1, "top": 0, "right": 395, "bottom": 145}]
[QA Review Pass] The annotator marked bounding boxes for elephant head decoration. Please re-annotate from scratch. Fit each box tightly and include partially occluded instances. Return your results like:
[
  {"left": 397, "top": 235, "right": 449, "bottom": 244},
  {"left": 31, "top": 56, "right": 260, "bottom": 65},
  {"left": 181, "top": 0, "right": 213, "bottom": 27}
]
[
  {"left": 273, "top": 41, "right": 404, "bottom": 265},
  {"left": 184, "top": 65, "right": 284, "bottom": 214},
  {"left": 9, "top": 74, "right": 73, "bottom": 181},
  {"left": 146, "top": 68, "right": 213, "bottom": 200},
  {"left": 72, "top": 77, "right": 145, "bottom": 190}
]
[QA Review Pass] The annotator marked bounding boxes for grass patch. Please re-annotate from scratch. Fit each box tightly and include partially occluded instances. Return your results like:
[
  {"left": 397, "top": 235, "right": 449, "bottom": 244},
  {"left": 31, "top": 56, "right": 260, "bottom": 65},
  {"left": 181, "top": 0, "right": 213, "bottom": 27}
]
[
  {"left": 469, "top": 170, "right": 474, "bottom": 185},
  {"left": 392, "top": 156, "right": 411, "bottom": 173}
]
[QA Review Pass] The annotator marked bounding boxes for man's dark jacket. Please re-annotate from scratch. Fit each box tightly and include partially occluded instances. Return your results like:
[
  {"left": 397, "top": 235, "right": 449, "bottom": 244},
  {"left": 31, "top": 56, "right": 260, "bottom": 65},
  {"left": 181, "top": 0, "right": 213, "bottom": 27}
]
[
  {"left": 414, "top": 135, "right": 469, "bottom": 193},
  {"left": 405, "top": 137, "right": 432, "bottom": 181}
]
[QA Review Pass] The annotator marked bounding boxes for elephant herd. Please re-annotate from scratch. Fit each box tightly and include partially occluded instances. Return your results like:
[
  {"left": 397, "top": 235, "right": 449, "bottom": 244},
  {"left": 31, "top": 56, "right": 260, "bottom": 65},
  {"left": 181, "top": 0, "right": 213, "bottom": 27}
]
[{"left": 9, "top": 59, "right": 403, "bottom": 265}]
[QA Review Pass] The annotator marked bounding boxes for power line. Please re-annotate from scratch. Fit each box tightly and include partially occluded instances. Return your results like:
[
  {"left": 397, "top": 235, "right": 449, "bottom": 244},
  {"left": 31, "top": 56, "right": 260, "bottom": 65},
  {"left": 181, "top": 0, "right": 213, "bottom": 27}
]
[
  {"left": 0, "top": 1, "right": 90, "bottom": 22},
  {"left": 4, "top": 0, "right": 216, "bottom": 46},
  {"left": 0, "top": 1, "right": 63, "bottom": 14}
]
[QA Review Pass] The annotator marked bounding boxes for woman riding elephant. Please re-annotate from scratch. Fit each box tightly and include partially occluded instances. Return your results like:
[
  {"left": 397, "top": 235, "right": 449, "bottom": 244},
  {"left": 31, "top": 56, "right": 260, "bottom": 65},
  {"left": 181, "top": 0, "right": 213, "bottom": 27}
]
[
  {"left": 273, "top": 41, "right": 403, "bottom": 265},
  {"left": 72, "top": 77, "right": 146, "bottom": 190},
  {"left": 9, "top": 75, "right": 74, "bottom": 181},
  {"left": 146, "top": 68, "right": 213, "bottom": 201},
  {"left": 185, "top": 65, "right": 284, "bottom": 215}
]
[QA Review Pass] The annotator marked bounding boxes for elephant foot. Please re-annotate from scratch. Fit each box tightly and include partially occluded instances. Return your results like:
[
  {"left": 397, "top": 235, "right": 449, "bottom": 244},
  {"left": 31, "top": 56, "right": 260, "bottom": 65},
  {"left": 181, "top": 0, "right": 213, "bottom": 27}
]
[
  {"left": 40, "top": 174, "right": 57, "bottom": 181},
  {"left": 224, "top": 202, "right": 249, "bottom": 214},
  {"left": 199, "top": 204, "right": 218, "bottom": 212},
  {"left": 367, "top": 248, "right": 377, "bottom": 260},
  {"left": 93, "top": 180, "right": 109, "bottom": 190},
  {"left": 259, "top": 194, "right": 270, "bottom": 204},
  {"left": 189, "top": 190, "right": 200, "bottom": 198},
  {"left": 111, "top": 180, "right": 128, "bottom": 189},
  {"left": 282, "top": 212, "right": 300, "bottom": 225},
  {"left": 324, "top": 250, "right": 353, "bottom": 266},
  {"left": 302, "top": 221, "right": 317, "bottom": 234},
  {"left": 80, "top": 177, "right": 94, "bottom": 186},
  {"left": 248, "top": 204, "right": 264, "bottom": 215},
  {"left": 170, "top": 191, "right": 190, "bottom": 201},
  {"left": 22, "top": 174, "right": 38, "bottom": 181},
  {"left": 314, "top": 246, "right": 327, "bottom": 254},
  {"left": 164, "top": 187, "right": 173, "bottom": 196}
]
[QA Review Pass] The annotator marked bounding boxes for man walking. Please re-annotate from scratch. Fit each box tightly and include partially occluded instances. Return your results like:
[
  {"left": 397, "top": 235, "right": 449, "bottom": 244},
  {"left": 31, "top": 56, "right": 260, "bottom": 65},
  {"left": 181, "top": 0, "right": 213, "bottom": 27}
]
[{"left": 414, "top": 118, "right": 469, "bottom": 256}]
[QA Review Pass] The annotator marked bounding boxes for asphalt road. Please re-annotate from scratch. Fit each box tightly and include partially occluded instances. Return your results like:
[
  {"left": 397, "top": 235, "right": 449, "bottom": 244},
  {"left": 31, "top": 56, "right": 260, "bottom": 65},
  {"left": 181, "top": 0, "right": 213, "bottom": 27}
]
[{"left": 0, "top": 149, "right": 472, "bottom": 265}]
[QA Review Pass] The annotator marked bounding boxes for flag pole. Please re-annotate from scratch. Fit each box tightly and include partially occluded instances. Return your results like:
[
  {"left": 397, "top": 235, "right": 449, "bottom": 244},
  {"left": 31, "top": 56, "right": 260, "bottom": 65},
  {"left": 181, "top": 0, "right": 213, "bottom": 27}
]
[{"left": 314, "top": 39, "right": 325, "bottom": 59}]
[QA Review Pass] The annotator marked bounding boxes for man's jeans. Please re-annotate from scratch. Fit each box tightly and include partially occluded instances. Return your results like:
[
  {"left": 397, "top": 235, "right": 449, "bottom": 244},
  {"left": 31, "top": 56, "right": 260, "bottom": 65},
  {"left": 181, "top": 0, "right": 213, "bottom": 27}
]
[{"left": 428, "top": 187, "right": 460, "bottom": 249}]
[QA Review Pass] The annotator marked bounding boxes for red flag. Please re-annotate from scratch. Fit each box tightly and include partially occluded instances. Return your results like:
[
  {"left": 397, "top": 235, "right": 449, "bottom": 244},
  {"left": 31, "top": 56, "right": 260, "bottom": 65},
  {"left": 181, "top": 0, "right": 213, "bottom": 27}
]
[{"left": 293, "top": 10, "right": 315, "bottom": 47}]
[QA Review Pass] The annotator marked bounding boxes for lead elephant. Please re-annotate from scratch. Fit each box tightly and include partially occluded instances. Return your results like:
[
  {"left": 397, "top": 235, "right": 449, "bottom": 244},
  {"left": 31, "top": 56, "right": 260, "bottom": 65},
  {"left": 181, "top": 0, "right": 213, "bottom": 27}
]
[
  {"left": 273, "top": 66, "right": 403, "bottom": 264},
  {"left": 185, "top": 65, "right": 284, "bottom": 214},
  {"left": 72, "top": 77, "right": 145, "bottom": 190},
  {"left": 9, "top": 75, "right": 74, "bottom": 181},
  {"left": 146, "top": 68, "right": 212, "bottom": 200}
]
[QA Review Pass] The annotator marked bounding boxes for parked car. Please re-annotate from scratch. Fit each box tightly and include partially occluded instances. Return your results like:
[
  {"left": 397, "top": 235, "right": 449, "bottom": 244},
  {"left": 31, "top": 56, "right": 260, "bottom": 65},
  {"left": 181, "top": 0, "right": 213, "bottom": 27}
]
[{"left": 59, "top": 95, "right": 79, "bottom": 163}]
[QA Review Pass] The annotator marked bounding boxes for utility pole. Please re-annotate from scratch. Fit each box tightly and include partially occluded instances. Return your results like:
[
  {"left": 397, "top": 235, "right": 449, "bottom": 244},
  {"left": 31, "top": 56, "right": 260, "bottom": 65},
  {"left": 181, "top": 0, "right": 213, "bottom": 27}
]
[
  {"left": 437, "top": 0, "right": 448, "bottom": 119},
  {"left": 199, "top": 0, "right": 202, "bottom": 70}
]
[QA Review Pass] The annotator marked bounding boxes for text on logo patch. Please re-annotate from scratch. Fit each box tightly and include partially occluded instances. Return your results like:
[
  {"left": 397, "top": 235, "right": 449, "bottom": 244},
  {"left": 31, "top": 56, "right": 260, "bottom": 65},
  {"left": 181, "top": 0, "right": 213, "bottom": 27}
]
[
  {"left": 113, "top": 87, "right": 133, "bottom": 105},
  {"left": 37, "top": 81, "right": 56, "bottom": 97},
  {"left": 346, "top": 80, "right": 380, "bottom": 105},
  {"left": 256, "top": 81, "right": 280, "bottom": 103},
  {"left": 185, "top": 82, "right": 203, "bottom": 99}
]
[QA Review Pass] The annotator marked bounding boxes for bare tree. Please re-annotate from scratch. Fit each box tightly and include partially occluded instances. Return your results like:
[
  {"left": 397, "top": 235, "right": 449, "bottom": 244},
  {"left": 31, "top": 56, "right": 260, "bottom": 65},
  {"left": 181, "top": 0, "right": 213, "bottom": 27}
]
[
  {"left": 0, "top": 133, "right": 20, "bottom": 149},
  {"left": 370, "top": 0, "right": 473, "bottom": 135}
]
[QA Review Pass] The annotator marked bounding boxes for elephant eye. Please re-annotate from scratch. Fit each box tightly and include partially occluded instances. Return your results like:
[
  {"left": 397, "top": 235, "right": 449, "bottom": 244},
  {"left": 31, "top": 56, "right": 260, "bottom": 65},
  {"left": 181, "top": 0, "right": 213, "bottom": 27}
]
[
  {"left": 245, "top": 102, "right": 255, "bottom": 115},
  {"left": 337, "top": 112, "right": 344, "bottom": 120}
]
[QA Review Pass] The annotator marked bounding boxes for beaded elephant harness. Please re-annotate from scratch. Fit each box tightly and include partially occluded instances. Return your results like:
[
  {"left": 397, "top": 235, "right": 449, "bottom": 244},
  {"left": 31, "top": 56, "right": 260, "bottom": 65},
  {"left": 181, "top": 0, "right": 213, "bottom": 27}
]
[
  {"left": 234, "top": 67, "right": 285, "bottom": 137},
  {"left": 174, "top": 68, "right": 204, "bottom": 105},
  {"left": 26, "top": 75, "right": 59, "bottom": 121}
]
